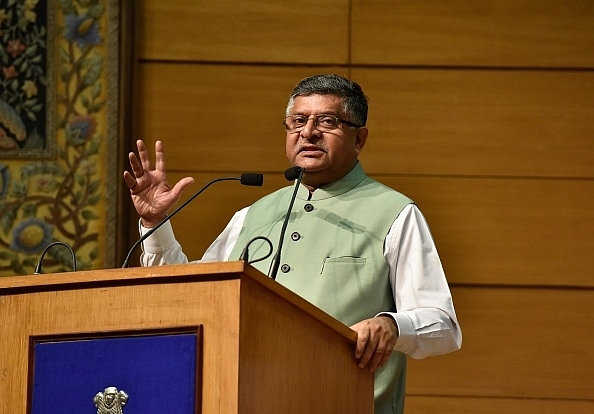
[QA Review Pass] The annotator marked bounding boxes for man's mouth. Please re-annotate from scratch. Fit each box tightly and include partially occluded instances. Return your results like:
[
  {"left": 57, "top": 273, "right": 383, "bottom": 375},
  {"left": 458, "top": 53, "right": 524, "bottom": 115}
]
[{"left": 299, "top": 146, "right": 325, "bottom": 154}]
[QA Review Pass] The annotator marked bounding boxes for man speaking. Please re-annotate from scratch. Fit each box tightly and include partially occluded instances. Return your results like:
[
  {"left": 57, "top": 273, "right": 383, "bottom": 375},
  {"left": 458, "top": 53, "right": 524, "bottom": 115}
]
[{"left": 124, "top": 74, "right": 462, "bottom": 413}]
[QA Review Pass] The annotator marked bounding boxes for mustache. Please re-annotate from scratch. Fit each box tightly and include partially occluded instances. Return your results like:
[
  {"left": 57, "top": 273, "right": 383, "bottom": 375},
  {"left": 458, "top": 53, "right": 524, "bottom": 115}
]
[{"left": 296, "top": 143, "right": 327, "bottom": 153}]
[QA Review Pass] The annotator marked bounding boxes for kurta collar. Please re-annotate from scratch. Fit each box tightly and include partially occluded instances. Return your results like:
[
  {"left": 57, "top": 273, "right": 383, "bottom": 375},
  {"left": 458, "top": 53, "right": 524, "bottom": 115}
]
[{"left": 295, "top": 162, "right": 366, "bottom": 201}]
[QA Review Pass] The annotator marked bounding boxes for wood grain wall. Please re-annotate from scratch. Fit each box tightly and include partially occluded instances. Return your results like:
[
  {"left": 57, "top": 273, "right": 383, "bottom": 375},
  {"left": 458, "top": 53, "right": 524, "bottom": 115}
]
[{"left": 126, "top": 1, "right": 594, "bottom": 412}]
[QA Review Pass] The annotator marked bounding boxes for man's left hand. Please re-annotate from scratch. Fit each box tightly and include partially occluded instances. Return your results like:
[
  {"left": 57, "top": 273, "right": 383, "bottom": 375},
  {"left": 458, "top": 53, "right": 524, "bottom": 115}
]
[{"left": 350, "top": 316, "right": 399, "bottom": 372}]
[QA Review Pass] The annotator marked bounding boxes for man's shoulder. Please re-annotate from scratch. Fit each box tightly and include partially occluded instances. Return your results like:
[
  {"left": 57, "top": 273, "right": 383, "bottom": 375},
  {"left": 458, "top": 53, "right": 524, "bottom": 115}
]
[
  {"left": 252, "top": 185, "right": 294, "bottom": 206},
  {"left": 360, "top": 175, "right": 415, "bottom": 204}
]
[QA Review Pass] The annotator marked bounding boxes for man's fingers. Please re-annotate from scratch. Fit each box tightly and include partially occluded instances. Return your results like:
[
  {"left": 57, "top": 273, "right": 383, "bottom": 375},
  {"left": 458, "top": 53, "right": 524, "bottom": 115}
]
[
  {"left": 357, "top": 340, "right": 376, "bottom": 368},
  {"left": 354, "top": 328, "right": 369, "bottom": 359},
  {"left": 154, "top": 140, "right": 166, "bottom": 172},
  {"left": 377, "top": 351, "right": 392, "bottom": 370},
  {"left": 128, "top": 152, "right": 145, "bottom": 177},
  {"left": 368, "top": 348, "right": 388, "bottom": 371},
  {"left": 169, "top": 177, "right": 195, "bottom": 200},
  {"left": 354, "top": 325, "right": 378, "bottom": 368},
  {"left": 137, "top": 139, "right": 153, "bottom": 172},
  {"left": 359, "top": 341, "right": 392, "bottom": 371},
  {"left": 123, "top": 171, "right": 137, "bottom": 189},
  {"left": 352, "top": 317, "right": 399, "bottom": 371}
]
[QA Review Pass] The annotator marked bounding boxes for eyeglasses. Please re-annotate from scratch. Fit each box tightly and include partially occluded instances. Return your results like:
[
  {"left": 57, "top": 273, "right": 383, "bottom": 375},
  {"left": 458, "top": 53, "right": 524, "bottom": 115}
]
[{"left": 283, "top": 114, "right": 363, "bottom": 133}]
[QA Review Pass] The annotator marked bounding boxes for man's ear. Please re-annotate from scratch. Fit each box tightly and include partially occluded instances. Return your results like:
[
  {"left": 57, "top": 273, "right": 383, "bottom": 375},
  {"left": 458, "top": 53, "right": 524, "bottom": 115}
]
[{"left": 354, "top": 127, "right": 369, "bottom": 156}]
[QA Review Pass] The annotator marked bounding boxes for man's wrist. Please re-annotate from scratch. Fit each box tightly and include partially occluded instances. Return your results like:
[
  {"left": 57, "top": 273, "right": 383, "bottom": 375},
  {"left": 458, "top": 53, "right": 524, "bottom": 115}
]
[
  {"left": 377, "top": 314, "right": 399, "bottom": 337},
  {"left": 141, "top": 216, "right": 166, "bottom": 229}
]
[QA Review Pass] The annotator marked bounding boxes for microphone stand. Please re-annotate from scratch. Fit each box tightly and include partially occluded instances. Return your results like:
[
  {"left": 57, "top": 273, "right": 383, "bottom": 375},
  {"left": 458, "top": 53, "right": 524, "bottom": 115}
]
[
  {"left": 268, "top": 167, "right": 304, "bottom": 280},
  {"left": 34, "top": 241, "right": 77, "bottom": 274}
]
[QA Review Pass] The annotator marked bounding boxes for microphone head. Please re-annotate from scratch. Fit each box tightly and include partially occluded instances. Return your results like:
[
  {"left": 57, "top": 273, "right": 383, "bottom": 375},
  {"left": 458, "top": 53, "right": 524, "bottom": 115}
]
[
  {"left": 240, "top": 173, "right": 264, "bottom": 187},
  {"left": 284, "top": 166, "right": 303, "bottom": 181}
]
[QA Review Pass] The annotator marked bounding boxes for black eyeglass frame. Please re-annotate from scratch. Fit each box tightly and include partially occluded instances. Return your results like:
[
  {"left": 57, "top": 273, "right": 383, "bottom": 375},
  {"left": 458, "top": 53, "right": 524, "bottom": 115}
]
[{"left": 283, "top": 113, "right": 364, "bottom": 132}]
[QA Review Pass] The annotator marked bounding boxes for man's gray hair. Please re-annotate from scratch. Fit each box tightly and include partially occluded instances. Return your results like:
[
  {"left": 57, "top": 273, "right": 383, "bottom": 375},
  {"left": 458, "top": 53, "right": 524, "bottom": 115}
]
[{"left": 286, "top": 74, "right": 368, "bottom": 126}]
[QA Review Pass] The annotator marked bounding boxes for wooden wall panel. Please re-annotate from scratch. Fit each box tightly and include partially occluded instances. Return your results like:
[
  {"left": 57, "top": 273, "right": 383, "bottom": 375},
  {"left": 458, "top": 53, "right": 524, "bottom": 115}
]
[
  {"left": 405, "top": 396, "right": 594, "bottom": 414},
  {"left": 381, "top": 176, "right": 594, "bottom": 287},
  {"left": 354, "top": 68, "right": 594, "bottom": 178},
  {"left": 352, "top": 0, "right": 594, "bottom": 67},
  {"left": 136, "top": 63, "right": 594, "bottom": 179},
  {"left": 139, "top": 0, "right": 350, "bottom": 63},
  {"left": 407, "top": 286, "right": 594, "bottom": 401},
  {"left": 135, "top": 63, "right": 349, "bottom": 174}
]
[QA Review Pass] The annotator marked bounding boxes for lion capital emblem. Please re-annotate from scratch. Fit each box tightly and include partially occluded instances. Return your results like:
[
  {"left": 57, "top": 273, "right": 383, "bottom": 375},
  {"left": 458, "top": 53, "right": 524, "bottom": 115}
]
[{"left": 93, "top": 386, "right": 128, "bottom": 414}]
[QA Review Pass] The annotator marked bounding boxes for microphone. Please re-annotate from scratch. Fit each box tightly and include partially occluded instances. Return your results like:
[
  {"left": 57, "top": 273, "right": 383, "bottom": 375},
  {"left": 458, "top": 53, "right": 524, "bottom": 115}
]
[
  {"left": 284, "top": 166, "right": 302, "bottom": 181},
  {"left": 268, "top": 166, "right": 305, "bottom": 280},
  {"left": 34, "top": 241, "right": 77, "bottom": 274},
  {"left": 122, "top": 173, "right": 264, "bottom": 268}
]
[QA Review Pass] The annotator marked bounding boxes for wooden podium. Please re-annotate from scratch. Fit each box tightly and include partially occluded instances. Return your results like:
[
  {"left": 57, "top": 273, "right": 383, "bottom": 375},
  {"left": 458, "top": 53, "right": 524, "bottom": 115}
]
[{"left": 0, "top": 261, "right": 373, "bottom": 413}]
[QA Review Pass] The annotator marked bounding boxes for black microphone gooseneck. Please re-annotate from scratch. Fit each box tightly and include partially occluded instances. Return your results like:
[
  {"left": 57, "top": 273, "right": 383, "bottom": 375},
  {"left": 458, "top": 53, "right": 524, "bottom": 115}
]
[
  {"left": 239, "top": 236, "right": 274, "bottom": 265},
  {"left": 268, "top": 166, "right": 305, "bottom": 280},
  {"left": 34, "top": 241, "right": 77, "bottom": 274},
  {"left": 122, "top": 173, "right": 263, "bottom": 268}
]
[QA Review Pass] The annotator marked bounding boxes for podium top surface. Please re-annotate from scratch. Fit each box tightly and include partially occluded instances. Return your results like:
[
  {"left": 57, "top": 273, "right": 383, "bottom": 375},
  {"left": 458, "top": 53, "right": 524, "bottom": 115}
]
[
  {"left": 0, "top": 261, "right": 357, "bottom": 344},
  {"left": 0, "top": 261, "right": 246, "bottom": 289}
]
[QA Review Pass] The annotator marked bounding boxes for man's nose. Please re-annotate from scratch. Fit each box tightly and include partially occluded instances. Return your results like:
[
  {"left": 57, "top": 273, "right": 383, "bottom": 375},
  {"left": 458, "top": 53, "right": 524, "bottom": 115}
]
[{"left": 300, "top": 117, "right": 321, "bottom": 138}]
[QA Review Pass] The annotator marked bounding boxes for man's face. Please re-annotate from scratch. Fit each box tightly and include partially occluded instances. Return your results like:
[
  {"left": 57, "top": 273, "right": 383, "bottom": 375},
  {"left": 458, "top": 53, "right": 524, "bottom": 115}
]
[{"left": 285, "top": 94, "right": 367, "bottom": 189}]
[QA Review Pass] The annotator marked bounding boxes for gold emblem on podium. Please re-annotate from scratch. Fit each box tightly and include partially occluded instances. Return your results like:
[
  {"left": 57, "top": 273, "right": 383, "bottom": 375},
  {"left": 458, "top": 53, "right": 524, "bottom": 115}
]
[{"left": 93, "top": 387, "right": 129, "bottom": 414}]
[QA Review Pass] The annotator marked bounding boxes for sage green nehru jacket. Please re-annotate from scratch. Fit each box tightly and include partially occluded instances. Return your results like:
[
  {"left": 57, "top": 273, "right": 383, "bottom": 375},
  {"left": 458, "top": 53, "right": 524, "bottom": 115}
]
[{"left": 230, "top": 163, "right": 414, "bottom": 414}]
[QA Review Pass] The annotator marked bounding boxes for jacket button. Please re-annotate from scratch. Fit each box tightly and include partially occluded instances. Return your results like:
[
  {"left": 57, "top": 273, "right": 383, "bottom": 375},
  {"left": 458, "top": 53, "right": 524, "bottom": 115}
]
[
  {"left": 281, "top": 264, "right": 291, "bottom": 273},
  {"left": 304, "top": 203, "right": 314, "bottom": 212},
  {"left": 291, "top": 232, "right": 301, "bottom": 241}
]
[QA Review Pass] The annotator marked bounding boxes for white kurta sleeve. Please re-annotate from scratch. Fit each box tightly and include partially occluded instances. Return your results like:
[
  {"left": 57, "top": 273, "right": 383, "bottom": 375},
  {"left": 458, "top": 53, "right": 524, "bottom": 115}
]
[
  {"left": 382, "top": 204, "right": 462, "bottom": 359},
  {"left": 139, "top": 207, "right": 249, "bottom": 266}
]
